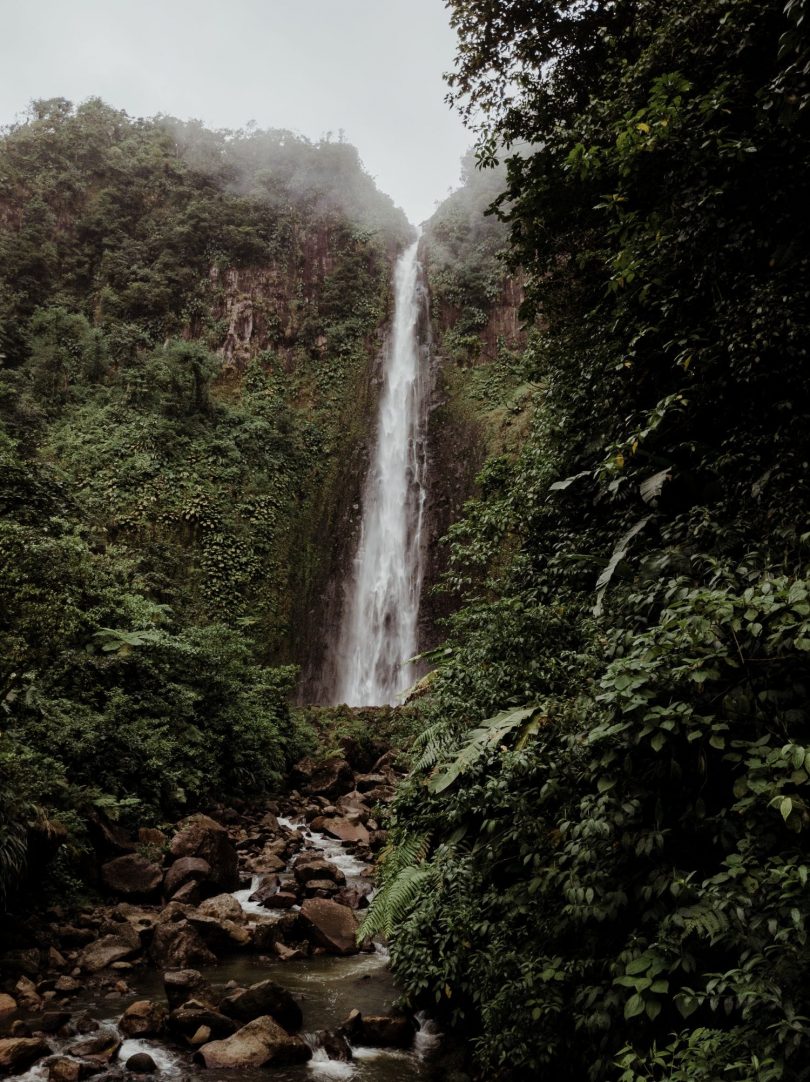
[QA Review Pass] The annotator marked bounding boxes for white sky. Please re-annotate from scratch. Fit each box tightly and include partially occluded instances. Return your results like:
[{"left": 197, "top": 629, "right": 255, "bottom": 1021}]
[{"left": 0, "top": 0, "right": 472, "bottom": 225}]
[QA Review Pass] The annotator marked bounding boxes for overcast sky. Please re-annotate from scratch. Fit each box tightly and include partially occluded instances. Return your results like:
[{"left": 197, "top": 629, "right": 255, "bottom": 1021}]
[{"left": 0, "top": 0, "right": 472, "bottom": 225}]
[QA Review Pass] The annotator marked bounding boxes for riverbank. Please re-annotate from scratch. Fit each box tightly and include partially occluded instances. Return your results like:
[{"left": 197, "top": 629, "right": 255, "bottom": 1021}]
[{"left": 0, "top": 744, "right": 467, "bottom": 1081}]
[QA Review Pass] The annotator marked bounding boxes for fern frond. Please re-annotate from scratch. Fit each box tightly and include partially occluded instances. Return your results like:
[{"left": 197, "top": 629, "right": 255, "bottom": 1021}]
[{"left": 360, "top": 864, "right": 437, "bottom": 939}]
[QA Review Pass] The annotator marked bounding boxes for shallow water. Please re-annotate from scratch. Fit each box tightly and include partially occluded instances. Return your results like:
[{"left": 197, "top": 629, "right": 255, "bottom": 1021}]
[{"left": 16, "top": 820, "right": 437, "bottom": 1081}]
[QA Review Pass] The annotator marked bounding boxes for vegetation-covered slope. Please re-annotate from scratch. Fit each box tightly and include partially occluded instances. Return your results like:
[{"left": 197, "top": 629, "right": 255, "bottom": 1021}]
[
  {"left": 368, "top": 2, "right": 810, "bottom": 1080},
  {"left": 0, "top": 98, "right": 409, "bottom": 902}
]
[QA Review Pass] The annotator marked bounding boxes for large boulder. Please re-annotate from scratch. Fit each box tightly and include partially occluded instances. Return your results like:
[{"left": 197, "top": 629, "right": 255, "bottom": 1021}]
[
  {"left": 47, "top": 1056, "right": 100, "bottom": 1081},
  {"left": 219, "top": 980, "right": 302, "bottom": 1032},
  {"left": 163, "top": 857, "right": 211, "bottom": 900},
  {"left": 169, "top": 815, "right": 238, "bottom": 892},
  {"left": 119, "top": 999, "right": 167, "bottom": 1038},
  {"left": 0, "top": 995, "right": 16, "bottom": 1029},
  {"left": 168, "top": 1000, "right": 236, "bottom": 1040},
  {"left": 318, "top": 817, "right": 370, "bottom": 845},
  {"left": 300, "top": 898, "right": 360, "bottom": 955},
  {"left": 194, "top": 1016, "right": 310, "bottom": 1069},
  {"left": 100, "top": 854, "right": 162, "bottom": 899},
  {"left": 305, "top": 758, "right": 354, "bottom": 798},
  {"left": 78, "top": 934, "right": 139, "bottom": 974},
  {"left": 0, "top": 1036, "right": 50, "bottom": 1074},
  {"left": 150, "top": 921, "right": 216, "bottom": 969},
  {"left": 197, "top": 893, "right": 246, "bottom": 925},
  {"left": 339, "top": 1008, "right": 414, "bottom": 1048},
  {"left": 163, "top": 969, "right": 215, "bottom": 1011},
  {"left": 293, "top": 859, "right": 346, "bottom": 887},
  {"left": 186, "top": 912, "right": 251, "bottom": 951},
  {"left": 67, "top": 1031, "right": 121, "bottom": 1064}
]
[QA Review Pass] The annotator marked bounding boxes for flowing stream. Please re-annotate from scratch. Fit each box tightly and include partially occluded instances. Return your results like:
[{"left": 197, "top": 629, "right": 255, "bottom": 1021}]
[{"left": 334, "top": 239, "right": 429, "bottom": 706}]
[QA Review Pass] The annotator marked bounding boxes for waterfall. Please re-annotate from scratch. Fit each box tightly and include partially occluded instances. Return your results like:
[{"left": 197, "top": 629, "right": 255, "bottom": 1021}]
[{"left": 334, "top": 238, "right": 429, "bottom": 706}]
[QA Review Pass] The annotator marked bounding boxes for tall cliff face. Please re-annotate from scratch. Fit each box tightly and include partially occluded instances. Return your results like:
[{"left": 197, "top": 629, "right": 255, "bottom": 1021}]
[
  {"left": 418, "top": 161, "right": 533, "bottom": 652},
  {"left": 0, "top": 98, "right": 411, "bottom": 674}
]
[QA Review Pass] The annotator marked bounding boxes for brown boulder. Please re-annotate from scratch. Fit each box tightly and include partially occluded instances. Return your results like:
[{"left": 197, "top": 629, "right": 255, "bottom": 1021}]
[
  {"left": 340, "top": 1009, "right": 415, "bottom": 1048},
  {"left": 0, "top": 1036, "right": 50, "bottom": 1074},
  {"left": 68, "top": 1031, "right": 121, "bottom": 1063},
  {"left": 318, "top": 817, "right": 370, "bottom": 845},
  {"left": 163, "top": 969, "right": 215, "bottom": 1011},
  {"left": 0, "top": 995, "right": 16, "bottom": 1028},
  {"left": 47, "top": 1056, "right": 99, "bottom": 1082},
  {"left": 100, "top": 854, "right": 162, "bottom": 899},
  {"left": 263, "top": 891, "right": 298, "bottom": 909},
  {"left": 168, "top": 1000, "right": 236, "bottom": 1040},
  {"left": 293, "top": 859, "right": 346, "bottom": 887},
  {"left": 194, "top": 1015, "right": 310, "bottom": 1068},
  {"left": 150, "top": 921, "right": 216, "bottom": 969},
  {"left": 300, "top": 898, "right": 360, "bottom": 955},
  {"left": 119, "top": 999, "right": 167, "bottom": 1038},
  {"left": 163, "top": 856, "right": 211, "bottom": 899},
  {"left": 78, "top": 935, "right": 139, "bottom": 974},
  {"left": 169, "top": 815, "right": 238, "bottom": 892},
  {"left": 197, "top": 893, "right": 245, "bottom": 924},
  {"left": 220, "top": 979, "right": 302, "bottom": 1032},
  {"left": 306, "top": 758, "right": 354, "bottom": 798}
]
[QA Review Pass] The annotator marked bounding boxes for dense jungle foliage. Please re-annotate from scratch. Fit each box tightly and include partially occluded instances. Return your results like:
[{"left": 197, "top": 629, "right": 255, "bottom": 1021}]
[
  {"left": 369, "top": 1, "right": 810, "bottom": 1079},
  {"left": 0, "top": 98, "right": 409, "bottom": 903}
]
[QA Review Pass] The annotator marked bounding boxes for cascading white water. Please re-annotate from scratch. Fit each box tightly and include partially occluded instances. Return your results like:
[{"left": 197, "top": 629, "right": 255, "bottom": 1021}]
[{"left": 335, "top": 238, "right": 428, "bottom": 706}]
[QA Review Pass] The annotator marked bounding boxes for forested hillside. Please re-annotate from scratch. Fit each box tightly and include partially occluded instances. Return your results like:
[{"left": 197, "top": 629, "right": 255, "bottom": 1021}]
[
  {"left": 370, "top": 1, "right": 810, "bottom": 1079},
  {"left": 0, "top": 98, "right": 409, "bottom": 901}
]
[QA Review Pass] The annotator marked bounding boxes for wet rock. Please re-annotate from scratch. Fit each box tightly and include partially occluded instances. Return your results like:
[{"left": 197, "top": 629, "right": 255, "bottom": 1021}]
[
  {"left": 55, "top": 925, "right": 95, "bottom": 948},
  {"left": 293, "top": 859, "right": 346, "bottom": 886},
  {"left": 334, "top": 883, "right": 373, "bottom": 910},
  {"left": 341, "top": 1010, "right": 415, "bottom": 1048},
  {"left": 304, "top": 758, "right": 354, "bottom": 798},
  {"left": 0, "top": 948, "right": 42, "bottom": 978},
  {"left": 262, "top": 890, "right": 298, "bottom": 909},
  {"left": 355, "top": 772, "right": 387, "bottom": 792},
  {"left": 194, "top": 1015, "right": 311, "bottom": 1068},
  {"left": 197, "top": 893, "right": 245, "bottom": 925},
  {"left": 54, "top": 975, "right": 81, "bottom": 994},
  {"left": 0, "top": 1036, "right": 50, "bottom": 1073},
  {"left": 100, "top": 854, "right": 162, "bottom": 900},
  {"left": 15, "top": 976, "right": 42, "bottom": 1011},
  {"left": 186, "top": 912, "right": 251, "bottom": 951},
  {"left": 38, "top": 1010, "right": 71, "bottom": 1034},
  {"left": 125, "top": 1052, "right": 156, "bottom": 1073},
  {"left": 273, "top": 943, "right": 304, "bottom": 961},
  {"left": 119, "top": 999, "right": 167, "bottom": 1038},
  {"left": 189, "top": 1024, "right": 211, "bottom": 1046},
  {"left": 220, "top": 979, "right": 303, "bottom": 1032},
  {"left": 168, "top": 1000, "right": 236, "bottom": 1040},
  {"left": 169, "top": 880, "right": 202, "bottom": 906},
  {"left": 68, "top": 1031, "right": 121, "bottom": 1063},
  {"left": 0, "top": 995, "right": 16, "bottom": 1028},
  {"left": 110, "top": 905, "right": 157, "bottom": 945},
  {"left": 163, "top": 856, "right": 211, "bottom": 899},
  {"left": 47, "top": 1056, "right": 99, "bottom": 1082},
  {"left": 304, "top": 879, "right": 340, "bottom": 898},
  {"left": 318, "top": 1029, "right": 353, "bottom": 1062},
  {"left": 169, "top": 815, "right": 238, "bottom": 892},
  {"left": 251, "top": 849, "right": 286, "bottom": 874},
  {"left": 48, "top": 947, "right": 68, "bottom": 970},
  {"left": 163, "top": 969, "right": 215, "bottom": 1011},
  {"left": 87, "top": 812, "right": 135, "bottom": 858},
  {"left": 248, "top": 874, "right": 280, "bottom": 905},
  {"left": 259, "top": 811, "right": 280, "bottom": 833},
  {"left": 318, "top": 817, "right": 370, "bottom": 845},
  {"left": 79, "top": 935, "right": 139, "bottom": 974},
  {"left": 138, "top": 827, "right": 167, "bottom": 847},
  {"left": 300, "top": 898, "right": 360, "bottom": 955},
  {"left": 150, "top": 921, "right": 216, "bottom": 969}
]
